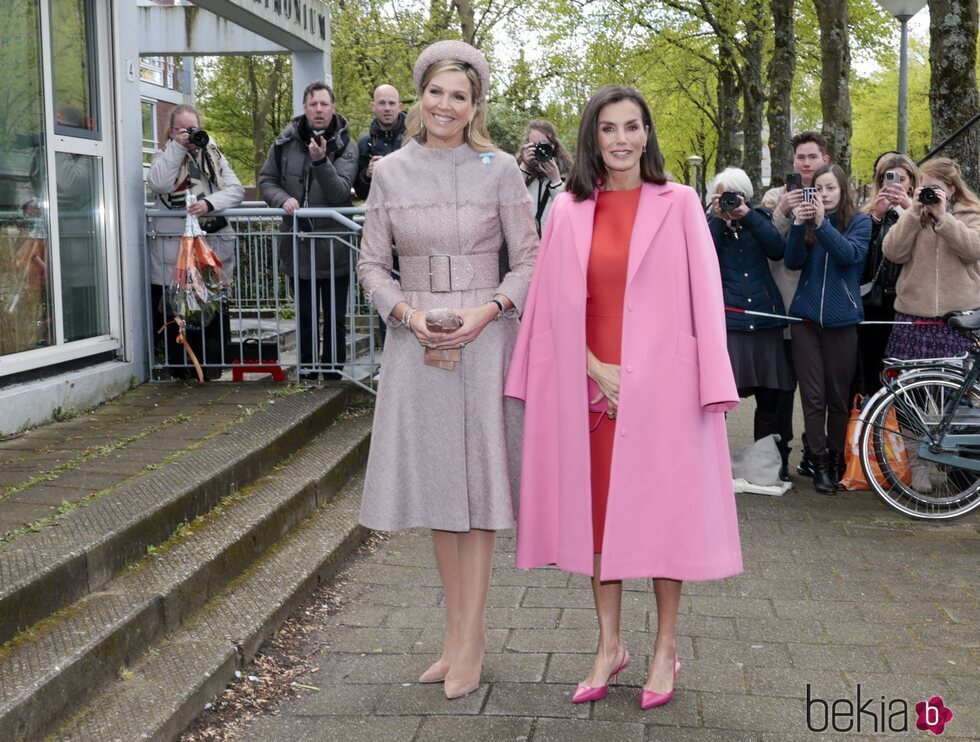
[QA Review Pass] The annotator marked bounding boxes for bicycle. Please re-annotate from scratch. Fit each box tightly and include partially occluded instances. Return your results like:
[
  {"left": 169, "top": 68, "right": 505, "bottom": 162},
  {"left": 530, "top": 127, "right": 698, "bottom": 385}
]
[{"left": 859, "top": 309, "right": 980, "bottom": 520}]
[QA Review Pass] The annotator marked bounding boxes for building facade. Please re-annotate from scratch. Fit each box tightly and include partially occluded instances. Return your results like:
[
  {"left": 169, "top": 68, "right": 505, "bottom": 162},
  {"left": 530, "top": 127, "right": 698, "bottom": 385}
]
[{"left": 0, "top": 0, "right": 330, "bottom": 434}]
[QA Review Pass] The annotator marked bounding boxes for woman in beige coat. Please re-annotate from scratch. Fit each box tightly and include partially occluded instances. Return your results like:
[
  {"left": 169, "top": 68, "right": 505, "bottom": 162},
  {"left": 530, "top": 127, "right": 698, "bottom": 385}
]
[{"left": 356, "top": 41, "right": 538, "bottom": 699}]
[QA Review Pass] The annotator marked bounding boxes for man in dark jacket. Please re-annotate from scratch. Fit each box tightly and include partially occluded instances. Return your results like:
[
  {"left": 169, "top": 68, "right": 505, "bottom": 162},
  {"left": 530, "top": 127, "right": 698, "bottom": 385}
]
[
  {"left": 354, "top": 84, "right": 406, "bottom": 200},
  {"left": 355, "top": 85, "right": 406, "bottom": 352},
  {"left": 259, "top": 81, "right": 358, "bottom": 379}
]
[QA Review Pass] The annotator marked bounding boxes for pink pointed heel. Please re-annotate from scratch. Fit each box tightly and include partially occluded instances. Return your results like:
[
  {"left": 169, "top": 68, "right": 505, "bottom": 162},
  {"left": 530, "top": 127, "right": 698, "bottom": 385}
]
[
  {"left": 639, "top": 656, "right": 681, "bottom": 710},
  {"left": 571, "top": 648, "right": 630, "bottom": 704}
]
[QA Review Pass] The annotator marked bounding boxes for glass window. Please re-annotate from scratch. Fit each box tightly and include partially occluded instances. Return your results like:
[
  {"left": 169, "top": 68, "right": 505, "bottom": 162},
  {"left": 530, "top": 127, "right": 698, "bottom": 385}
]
[
  {"left": 140, "top": 56, "right": 165, "bottom": 86},
  {"left": 165, "top": 57, "right": 175, "bottom": 89},
  {"left": 50, "top": 0, "right": 99, "bottom": 138},
  {"left": 141, "top": 100, "right": 157, "bottom": 160},
  {"left": 0, "top": 0, "right": 54, "bottom": 355},
  {"left": 56, "top": 152, "right": 107, "bottom": 342}
]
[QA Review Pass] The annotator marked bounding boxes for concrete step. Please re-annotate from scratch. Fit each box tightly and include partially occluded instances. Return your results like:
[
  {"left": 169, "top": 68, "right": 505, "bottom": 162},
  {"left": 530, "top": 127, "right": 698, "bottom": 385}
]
[
  {"left": 0, "top": 387, "right": 347, "bottom": 646},
  {"left": 0, "top": 412, "right": 372, "bottom": 741},
  {"left": 51, "top": 470, "right": 368, "bottom": 741}
]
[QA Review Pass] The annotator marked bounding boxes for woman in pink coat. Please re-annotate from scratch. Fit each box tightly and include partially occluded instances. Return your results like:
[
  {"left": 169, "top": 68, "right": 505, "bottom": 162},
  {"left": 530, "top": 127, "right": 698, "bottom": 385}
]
[{"left": 505, "top": 85, "right": 743, "bottom": 710}]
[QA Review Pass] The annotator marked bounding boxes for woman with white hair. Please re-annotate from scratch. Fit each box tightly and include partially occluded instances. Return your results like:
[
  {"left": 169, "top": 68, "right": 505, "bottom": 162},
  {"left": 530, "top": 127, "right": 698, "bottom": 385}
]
[{"left": 707, "top": 167, "right": 794, "bottom": 478}]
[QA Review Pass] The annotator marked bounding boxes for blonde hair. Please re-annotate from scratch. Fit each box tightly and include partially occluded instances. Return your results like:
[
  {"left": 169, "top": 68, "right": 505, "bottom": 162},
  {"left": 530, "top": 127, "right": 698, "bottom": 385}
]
[
  {"left": 919, "top": 157, "right": 980, "bottom": 209},
  {"left": 863, "top": 153, "right": 919, "bottom": 214},
  {"left": 404, "top": 60, "right": 494, "bottom": 153}
]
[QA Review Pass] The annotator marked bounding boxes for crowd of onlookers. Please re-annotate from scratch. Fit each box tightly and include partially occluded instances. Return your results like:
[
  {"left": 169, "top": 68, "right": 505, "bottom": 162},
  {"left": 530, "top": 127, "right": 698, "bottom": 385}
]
[{"left": 145, "top": 82, "right": 980, "bottom": 501}]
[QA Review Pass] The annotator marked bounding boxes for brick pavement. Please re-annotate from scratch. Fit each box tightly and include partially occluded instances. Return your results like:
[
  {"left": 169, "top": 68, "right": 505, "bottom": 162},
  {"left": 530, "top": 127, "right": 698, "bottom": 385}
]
[{"left": 240, "top": 400, "right": 979, "bottom": 741}]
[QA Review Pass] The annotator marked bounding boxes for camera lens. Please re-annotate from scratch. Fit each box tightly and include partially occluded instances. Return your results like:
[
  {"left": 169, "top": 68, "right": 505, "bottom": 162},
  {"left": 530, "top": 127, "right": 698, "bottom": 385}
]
[
  {"left": 532, "top": 141, "right": 554, "bottom": 162},
  {"left": 919, "top": 186, "right": 939, "bottom": 205},
  {"left": 719, "top": 192, "right": 741, "bottom": 211},
  {"left": 188, "top": 128, "right": 209, "bottom": 147}
]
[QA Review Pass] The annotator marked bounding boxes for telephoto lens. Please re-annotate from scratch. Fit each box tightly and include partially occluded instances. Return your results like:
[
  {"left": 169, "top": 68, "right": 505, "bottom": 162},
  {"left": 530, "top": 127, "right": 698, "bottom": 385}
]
[
  {"left": 918, "top": 185, "right": 940, "bottom": 205},
  {"left": 187, "top": 127, "right": 210, "bottom": 147},
  {"left": 532, "top": 141, "right": 555, "bottom": 162},
  {"left": 719, "top": 192, "right": 741, "bottom": 211}
]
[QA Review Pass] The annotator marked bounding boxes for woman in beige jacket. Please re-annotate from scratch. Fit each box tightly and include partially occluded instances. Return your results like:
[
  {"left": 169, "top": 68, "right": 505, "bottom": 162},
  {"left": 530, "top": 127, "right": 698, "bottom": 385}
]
[
  {"left": 882, "top": 157, "right": 980, "bottom": 360},
  {"left": 356, "top": 41, "right": 538, "bottom": 699}
]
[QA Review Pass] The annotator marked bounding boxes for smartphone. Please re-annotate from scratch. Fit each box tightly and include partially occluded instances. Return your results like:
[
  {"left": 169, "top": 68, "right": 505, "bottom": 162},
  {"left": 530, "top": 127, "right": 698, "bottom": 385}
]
[
  {"left": 884, "top": 170, "right": 900, "bottom": 185},
  {"left": 785, "top": 173, "right": 802, "bottom": 191},
  {"left": 803, "top": 187, "right": 817, "bottom": 204}
]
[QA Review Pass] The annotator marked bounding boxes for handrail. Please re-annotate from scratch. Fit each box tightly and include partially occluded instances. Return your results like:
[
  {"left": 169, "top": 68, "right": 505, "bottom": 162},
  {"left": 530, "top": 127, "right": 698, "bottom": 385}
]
[
  {"left": 145, "top": 206, "right": 363, "bottom": 232},
  {"left": 917, "top": 110, "right": 980, "bottom": 165}
]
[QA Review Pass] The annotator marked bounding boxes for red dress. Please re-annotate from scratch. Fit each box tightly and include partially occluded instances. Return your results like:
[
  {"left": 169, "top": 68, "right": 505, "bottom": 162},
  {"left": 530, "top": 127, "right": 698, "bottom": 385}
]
[{"left": 587, "top": 187, "right": 641, "bottom": 553}]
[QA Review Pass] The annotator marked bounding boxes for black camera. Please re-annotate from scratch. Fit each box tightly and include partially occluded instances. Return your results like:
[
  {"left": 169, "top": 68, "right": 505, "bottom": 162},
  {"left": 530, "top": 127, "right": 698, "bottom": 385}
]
[
  {"left": 919, "top": 185, "right": 941, "bottom": 205},
  {"left": 719, "top": 191, "right": 742, "bottom": 211},
  {"left": 532, "top": 141, "right": 555, "bottom": 162},
  {"left": 187, "top": 127, "right": 210, "bottom": 147}
]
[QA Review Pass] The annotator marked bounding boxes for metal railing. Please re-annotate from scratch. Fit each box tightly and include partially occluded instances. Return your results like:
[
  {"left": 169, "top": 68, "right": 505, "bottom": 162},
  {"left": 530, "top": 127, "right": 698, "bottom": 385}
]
[{"left": 145, "top": 205, "right": 382, "bottom": 393}]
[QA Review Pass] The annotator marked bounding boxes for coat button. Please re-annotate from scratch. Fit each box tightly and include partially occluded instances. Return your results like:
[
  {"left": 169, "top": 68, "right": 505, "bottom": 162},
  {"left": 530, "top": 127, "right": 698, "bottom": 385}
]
[
  {"left": 627, "top": 303, "right": 634, "bottom": 311},
  {"left": 620, "top": 429, "right": 627, "bottom": 437},
  {"left": 749, "top": 324, "right": 755, "bottom": 329},
  {"left": 744, "top": 272, "right": 749, "bottom": 277},
  {"left": 626, "top": 365, "right": 634, "bottom": 373},
  {"left": 747, "top": 298, "right": 752, "bottom": 303}
]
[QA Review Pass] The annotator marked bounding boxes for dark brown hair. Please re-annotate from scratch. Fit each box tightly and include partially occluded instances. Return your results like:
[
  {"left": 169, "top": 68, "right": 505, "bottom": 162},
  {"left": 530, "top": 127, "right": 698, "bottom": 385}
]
[
  {"left": 303, "top": 80, "right": 335, "bottom": 104},
  {"left": 806, "top": 163, "right": 855, "bottom": 246},
  {"left": 566, "top": 85, "right": 666, "bottom": 201},
  {"left": 791, "top": 130, "right": 828, "bottom": 156}
]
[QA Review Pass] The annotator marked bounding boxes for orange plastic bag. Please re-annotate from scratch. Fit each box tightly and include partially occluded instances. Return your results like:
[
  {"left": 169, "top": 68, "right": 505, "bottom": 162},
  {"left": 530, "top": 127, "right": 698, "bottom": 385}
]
[{"left": 841, "top": 394, "right": 912, "bottom": 490}]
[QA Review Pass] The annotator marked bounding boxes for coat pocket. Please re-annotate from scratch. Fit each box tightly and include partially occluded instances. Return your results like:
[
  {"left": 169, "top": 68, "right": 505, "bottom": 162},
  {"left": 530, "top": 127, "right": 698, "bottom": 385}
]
[
  {"left": 840, "top": 279, "right": 858, "bottom": 309},
  {"left": 676, "top": 331, "right": 698, "bottom": 366}
]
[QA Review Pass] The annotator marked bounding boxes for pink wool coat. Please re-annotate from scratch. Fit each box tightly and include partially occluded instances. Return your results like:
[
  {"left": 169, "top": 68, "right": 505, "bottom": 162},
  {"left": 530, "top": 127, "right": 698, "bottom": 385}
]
[{"left": 504, "top": 182, "right": 744, "bottom": 581}]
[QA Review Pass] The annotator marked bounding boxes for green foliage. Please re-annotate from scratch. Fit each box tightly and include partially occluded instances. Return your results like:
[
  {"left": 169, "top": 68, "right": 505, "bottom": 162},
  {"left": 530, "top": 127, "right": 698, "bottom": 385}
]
[
  {"left": 195, "top": 56, "right": 293, "bottom": 186},
  {"left": 851, "top": 38, "right": 932, "bottom": 182}
]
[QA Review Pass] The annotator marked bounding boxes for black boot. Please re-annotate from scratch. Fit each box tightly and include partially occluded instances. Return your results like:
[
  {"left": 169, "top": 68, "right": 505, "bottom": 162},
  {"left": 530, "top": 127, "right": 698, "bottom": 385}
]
[
  {"left": 777, "top": 445, "right": 792, "bottom": 482},
  {"left": 829, "top": 449, "right": 846, "bottom": 490},
  {"left": 796, "top": 433, "right": 814, "bottom": 477},
  {"left": 812, "top": 454, "right": 836, "bottom": 495}
]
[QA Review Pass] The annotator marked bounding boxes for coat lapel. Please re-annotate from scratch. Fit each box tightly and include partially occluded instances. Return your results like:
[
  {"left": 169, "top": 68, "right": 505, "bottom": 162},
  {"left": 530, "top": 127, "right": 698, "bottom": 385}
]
[
  {"left": 569, "top": 194, "right": 597, "bottom": 280},
  {"left": 626, "top": 183, "right": 673, "bottom": 287}
]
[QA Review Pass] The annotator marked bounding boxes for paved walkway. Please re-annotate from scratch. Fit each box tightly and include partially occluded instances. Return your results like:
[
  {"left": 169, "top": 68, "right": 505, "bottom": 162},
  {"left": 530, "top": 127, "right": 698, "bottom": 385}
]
[{"left": 241, "top": 401, "right": 978, "bottom": 741}]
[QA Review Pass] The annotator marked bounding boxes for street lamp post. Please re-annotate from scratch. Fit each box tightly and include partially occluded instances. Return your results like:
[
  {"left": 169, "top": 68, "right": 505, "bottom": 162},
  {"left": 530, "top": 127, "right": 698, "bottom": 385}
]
[
  {"left": 875, "top": 0, "right": 928, "bottom": 153},
  {"left": 687, "top": 155, "right": 703, "bottom": 200}
]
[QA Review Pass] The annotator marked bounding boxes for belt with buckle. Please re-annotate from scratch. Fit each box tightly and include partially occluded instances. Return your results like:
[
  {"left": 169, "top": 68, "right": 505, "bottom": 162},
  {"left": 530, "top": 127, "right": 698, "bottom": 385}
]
[{"left": 398, "top": 253, "right": 501, "bottom": 293}]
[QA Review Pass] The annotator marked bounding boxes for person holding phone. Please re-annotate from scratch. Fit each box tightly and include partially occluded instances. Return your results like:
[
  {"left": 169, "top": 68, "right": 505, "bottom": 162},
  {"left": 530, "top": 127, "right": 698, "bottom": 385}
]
[
  {"left": 857, "top": 153, "right": 918, "bottom": 394},
  {"left": 785, "top": 163, "right": 871, "bottom": 494},
  {"left": 259, "top": 81, "right": 359, "bottom": 380},
  {"left": 760, "top": 132, "right": 832, "bottom": 480}
]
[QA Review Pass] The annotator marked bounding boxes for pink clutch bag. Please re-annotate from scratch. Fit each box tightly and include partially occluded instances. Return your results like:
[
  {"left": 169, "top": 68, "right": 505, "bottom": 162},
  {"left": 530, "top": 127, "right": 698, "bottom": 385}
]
[{"left": 587, "top": 377, "right": 608, "bottom": 413}]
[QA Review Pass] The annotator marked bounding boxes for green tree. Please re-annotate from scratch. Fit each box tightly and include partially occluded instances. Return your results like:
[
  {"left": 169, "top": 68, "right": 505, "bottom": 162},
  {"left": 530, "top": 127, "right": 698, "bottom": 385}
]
[{"left": 195, "top": 56, "right": 292, "bottom": 186}]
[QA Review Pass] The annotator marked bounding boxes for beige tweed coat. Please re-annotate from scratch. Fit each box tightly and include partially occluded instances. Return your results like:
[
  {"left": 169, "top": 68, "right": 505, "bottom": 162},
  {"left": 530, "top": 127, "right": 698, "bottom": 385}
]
[{"left": 357, "top": 139, "right": 538, "bottom": 532}]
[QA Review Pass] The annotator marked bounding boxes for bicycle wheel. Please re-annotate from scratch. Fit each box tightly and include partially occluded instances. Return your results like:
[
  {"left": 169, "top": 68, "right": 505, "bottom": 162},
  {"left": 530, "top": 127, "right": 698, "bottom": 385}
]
[{"left": 859, "top": 374, "right": 980, "bottom": 520}]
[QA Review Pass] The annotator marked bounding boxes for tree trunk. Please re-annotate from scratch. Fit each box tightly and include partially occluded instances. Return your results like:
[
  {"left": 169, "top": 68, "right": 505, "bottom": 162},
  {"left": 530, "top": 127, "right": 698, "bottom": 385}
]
[
  {"left": 452, "top": 0, "right": 477, "bottom": 46},
  {"left": 741, "top": 0, "right": 766, "bottom": 193},
  {"left": 927, "top": 0, "right": 980, "bottom": 189},
  {"left": 766, "top": 0, "right": 795, "bottom": 188},
  {"left": 813, "top": 0, "right": 853, "bottom": 174},
  {"left": 717, "top": 47, "right": 741, "bottom": 171}
]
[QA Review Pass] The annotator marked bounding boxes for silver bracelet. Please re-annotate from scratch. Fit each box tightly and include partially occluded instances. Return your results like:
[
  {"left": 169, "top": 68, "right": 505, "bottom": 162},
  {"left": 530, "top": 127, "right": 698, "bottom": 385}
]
[
  {"left": 490, "top": 298, "right": 505, "bottom": 320},
  {"left": 402, "top": 307, "right": 417, "bottom": 328}
]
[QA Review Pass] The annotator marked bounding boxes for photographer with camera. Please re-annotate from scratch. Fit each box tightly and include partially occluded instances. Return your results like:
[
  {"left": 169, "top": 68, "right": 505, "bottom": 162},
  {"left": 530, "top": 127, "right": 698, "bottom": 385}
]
[
  {"left": 785, "top": 164, "right": 870, "bottom": 494},
  {"left": 260, "top": 81, "right": 359, "bottom": 380},
  {"left": 856, "top": 152, "right": 919, "bottom": 394},
  {"left": 707, "top": 168, "right": 794, "bottom": 479},
  {"left": 147, "top": 104, "right": 244, "bottom": 380},
  {"left": 882, "top": 156, "right": 980, "bottom": 366},
  {"left": 516, "top": 121, "right": 572, "bottom": 235}
]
